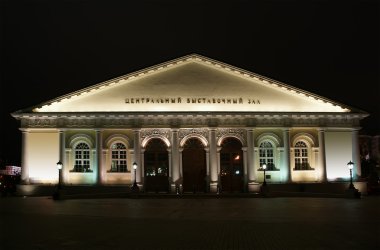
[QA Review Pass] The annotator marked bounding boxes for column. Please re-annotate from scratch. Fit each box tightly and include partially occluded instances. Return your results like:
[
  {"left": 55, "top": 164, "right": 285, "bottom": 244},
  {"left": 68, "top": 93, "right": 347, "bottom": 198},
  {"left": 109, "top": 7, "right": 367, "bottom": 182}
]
[
  {"left": 283, "top": 129, "right": 291, "bottom": 182},
  {"left": 205, "top": 148, "right": 210, "bottom": 192},
  {"left": 242, "top": 147, "right": 248, "bottom": 191},
  {"left": 140, "top": 150, "right": 145, "bottom": 184},
  {"left": 179, "top": 148, "right": 183, "bottom": 179},
  {"left": 95, "top": 130, "right": 102, "bottom": 185},
  {"left": 352, "top": 129, "right": 361, "bottom": 178},
  {"left": 21, "top": 130, "right": 29, "bottom": 184},
  {"left": 209, "top": 128, "right": 218, "bottom": 185},
  {"left": 133, "top": 129, "right": 142, "bottom": 183},
  {"left": 205, "top": 148, "right": 210, "bottom": 177},
  {"left": 59, "top": 130, "right": 66, "bottom": 184},
  {"left": 171, "top": 129, "right": 180, "bottom": 183},
  {"left": 168, "top": 149, "right": 172, "bottom": 179},
  {"left": 318, "top": 129, "right": 327, "bottom": 182},
  {"left": 247, "top": 128, "right": 256, "bottom": 182}
]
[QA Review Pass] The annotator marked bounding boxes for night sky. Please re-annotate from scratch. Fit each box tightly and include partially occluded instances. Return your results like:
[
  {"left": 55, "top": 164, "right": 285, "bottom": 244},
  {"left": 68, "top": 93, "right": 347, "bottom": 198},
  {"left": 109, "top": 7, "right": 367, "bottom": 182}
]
[{"left": 1, "top": 0, "right": 379, "bottom": 165}]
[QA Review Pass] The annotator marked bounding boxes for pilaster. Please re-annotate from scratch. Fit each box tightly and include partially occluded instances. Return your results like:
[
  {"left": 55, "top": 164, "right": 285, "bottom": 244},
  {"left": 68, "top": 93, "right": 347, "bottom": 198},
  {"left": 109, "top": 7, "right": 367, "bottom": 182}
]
[
  {"left": 283, "top": 128, "right": 291, "bottom": 182},
  {"left": 318, "top": 129, "right": 327, "bottom": 182}
]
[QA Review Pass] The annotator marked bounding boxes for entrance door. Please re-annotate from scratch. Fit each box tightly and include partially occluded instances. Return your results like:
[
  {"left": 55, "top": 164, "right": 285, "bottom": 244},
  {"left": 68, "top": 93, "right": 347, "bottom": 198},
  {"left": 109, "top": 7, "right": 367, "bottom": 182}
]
[
  {"left": 220, "top": 138, "right": 244, "bottom": 192},
  {"left": 144, "top": 139, "right": 169, "bottom": 193},
  {"left": 182, "top": 138, "right": 206, "bottom": 193}
]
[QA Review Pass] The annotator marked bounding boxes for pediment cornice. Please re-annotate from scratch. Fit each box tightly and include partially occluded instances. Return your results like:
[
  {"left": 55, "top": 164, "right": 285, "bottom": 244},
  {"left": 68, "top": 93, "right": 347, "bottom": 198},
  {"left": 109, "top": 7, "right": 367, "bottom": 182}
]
[{"left": 13, "top": 54, "right": 366, "bottom": 114}]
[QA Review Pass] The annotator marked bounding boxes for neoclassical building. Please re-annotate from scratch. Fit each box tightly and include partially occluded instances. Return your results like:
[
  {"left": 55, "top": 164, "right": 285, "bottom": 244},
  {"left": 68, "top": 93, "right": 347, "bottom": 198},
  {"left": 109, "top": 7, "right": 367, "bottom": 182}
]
[{"left": 12, "top": 54, "right": 368, "bottom": 193}]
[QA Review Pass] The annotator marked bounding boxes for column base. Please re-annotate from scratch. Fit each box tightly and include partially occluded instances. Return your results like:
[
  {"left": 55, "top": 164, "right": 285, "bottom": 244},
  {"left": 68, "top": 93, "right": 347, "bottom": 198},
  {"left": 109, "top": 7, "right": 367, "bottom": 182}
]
[
  {"left": 248, "top": 182, "right": 261, "bottom": 193},
  {"left": 170, "top": 183, "right": 182, "bottom": 194},
  {"left": 209, "top": 182, "right": 218, "bottom": 193}
]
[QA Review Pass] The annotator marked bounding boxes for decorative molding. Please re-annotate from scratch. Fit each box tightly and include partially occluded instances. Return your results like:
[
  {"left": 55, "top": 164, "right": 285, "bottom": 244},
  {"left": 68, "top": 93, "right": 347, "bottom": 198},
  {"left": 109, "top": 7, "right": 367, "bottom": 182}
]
[
  {"left": 141, "top": 129, "right": 170, "bottom": 140},
  {"left": 179, "top": 128, "right": 209, "bottom": 147},
  {"left": 256, "top": 132, "right": 281, "bottom": 147},
  {"left": 105, "top": 134, "right": 131, "bottom": 148},
  {"left": 140, "top": 129, "right": 171, "bottom": 148},
  {"left": 18, "top": 113, "right": 362, "bottom": 129},
  {"left": 68, "top": 134, "right": 94, "bottom": 148},
  {"left": 179, "top": 128, "right": 208, "bottom": 140},
  {"left": 216, "top": 128, "right": 246, "bottom": 146},
  {"left": 292, "top": 133, "right": 316, "bottom": 147}
]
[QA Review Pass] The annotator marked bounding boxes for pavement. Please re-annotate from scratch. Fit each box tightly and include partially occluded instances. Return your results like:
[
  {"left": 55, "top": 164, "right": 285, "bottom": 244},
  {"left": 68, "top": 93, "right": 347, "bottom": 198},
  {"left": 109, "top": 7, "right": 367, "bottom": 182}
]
[{"left": 0, "top": 195, "right": 379, "bottom": 250}]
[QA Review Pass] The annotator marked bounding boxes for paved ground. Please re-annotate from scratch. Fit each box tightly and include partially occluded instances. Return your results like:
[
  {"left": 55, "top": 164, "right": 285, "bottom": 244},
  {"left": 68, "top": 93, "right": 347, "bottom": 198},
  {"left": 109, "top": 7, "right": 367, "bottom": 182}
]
[{"left": 0, "top": 196, "right": 379, "bottom": 250}]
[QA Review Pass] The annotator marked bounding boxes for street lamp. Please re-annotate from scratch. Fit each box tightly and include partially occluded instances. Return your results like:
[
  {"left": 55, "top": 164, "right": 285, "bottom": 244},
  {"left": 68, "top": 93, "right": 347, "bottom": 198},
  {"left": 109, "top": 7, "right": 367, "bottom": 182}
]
[
  {"left": 56, "top": 161, "right": 63, "bottom": 190},
  {"left": 347, "top": 160, "right": 355, "bottom": 189},
  {"left": 131, "top": 162, "right": 139, "bottom": 192},
  {"left": 262, "top": 163, "right": 267, "bottom": 186},
  {"left": 53, "top": 161, "right": 63, "bottom": 200}
]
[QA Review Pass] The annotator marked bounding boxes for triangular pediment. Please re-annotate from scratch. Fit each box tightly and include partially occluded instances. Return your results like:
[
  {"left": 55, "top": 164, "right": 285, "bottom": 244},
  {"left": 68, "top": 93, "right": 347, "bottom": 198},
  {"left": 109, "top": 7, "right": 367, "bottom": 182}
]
[{"left": 23, "top": 54, "right": 356, "bottom": 113}]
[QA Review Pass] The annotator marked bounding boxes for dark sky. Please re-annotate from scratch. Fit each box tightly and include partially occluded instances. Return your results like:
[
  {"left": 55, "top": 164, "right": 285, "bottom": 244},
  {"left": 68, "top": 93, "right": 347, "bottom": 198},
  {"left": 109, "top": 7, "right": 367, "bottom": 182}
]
[{"left": 1, "top": 0, "right": 379, "bottom": 165}]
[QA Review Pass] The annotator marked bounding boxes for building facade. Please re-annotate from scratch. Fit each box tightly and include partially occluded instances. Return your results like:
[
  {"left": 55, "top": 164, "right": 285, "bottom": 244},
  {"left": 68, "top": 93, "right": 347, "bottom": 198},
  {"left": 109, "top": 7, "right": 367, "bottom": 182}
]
[{"left": 12, "top": 54, "right": 368, "bottom": 193}]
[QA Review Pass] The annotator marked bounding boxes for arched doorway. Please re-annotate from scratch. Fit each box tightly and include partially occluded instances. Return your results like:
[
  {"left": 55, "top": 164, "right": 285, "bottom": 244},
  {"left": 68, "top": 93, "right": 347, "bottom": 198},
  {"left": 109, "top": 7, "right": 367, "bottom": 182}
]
[
  {"left": 144, "top": 138, "right": 169, "bottom": 193},
  {"left": 182, "top": 138, "right": 207, "bottom": 193},
  {"left": 220, "top": 137, "right": 244, "bottom": 192}
]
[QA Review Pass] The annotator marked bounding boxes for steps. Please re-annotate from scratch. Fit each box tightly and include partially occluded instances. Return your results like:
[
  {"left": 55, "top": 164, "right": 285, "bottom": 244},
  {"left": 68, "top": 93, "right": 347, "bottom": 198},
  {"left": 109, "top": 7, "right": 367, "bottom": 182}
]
[{"left": 14, "top": 181, "right": 367, "bottom": 199}]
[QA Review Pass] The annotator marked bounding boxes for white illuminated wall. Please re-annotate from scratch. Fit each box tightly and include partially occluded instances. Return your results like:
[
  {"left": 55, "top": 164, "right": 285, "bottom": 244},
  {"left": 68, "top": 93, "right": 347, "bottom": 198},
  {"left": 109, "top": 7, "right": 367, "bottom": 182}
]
[
  {"left": 325, "top": 131, "right": 353, "bottom": 181},
  {"left": 25, "top": 130, "right": 59, "bottom": 184}
]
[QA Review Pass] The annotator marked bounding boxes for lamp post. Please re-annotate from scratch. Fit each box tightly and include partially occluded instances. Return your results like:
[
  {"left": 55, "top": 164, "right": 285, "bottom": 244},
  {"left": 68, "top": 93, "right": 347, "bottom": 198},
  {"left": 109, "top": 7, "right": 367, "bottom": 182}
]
[
  {"left": 53, "top": 161, "right": 63, "bottom": 200},
  {"left": 132, "top": 162, "right": 139, "bottom": 192},
  {"left": 56, "top": 161, "right": 63, "bottom": 190},
  {"left": 347, "top": 160, "right": 355, "bottom": 189},
  {"left": 262, "top": 163, "right": 267, "bottom": 186}
]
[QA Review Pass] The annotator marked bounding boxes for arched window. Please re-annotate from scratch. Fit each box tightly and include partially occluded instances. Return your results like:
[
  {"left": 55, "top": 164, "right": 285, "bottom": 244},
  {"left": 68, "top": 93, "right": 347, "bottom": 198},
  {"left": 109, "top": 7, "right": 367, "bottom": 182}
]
[
  {"left": 259, "top": 141, "right": 277, "bottom": 171},
  {"left": 110, "top": 142, "right": 128, "bottom": 172},
  {"left": 74, "top": 142, "right": 91, "bottom": 172},
  {"left": 294, "top": 141, "right": 313, "bottom": 170}
]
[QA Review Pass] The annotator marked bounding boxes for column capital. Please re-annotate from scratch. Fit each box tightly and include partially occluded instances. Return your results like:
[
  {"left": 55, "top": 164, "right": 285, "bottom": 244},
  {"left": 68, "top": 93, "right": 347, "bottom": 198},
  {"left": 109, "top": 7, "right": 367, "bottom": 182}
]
[
  {"left": 208, "top": 127, "right": 217, "bottom": 131},
  {"left": 171, "top": 128, "right": 179, "bottom": 132},
  {"left": 246, "top": 127, "right": 256, "bottom": 132}
]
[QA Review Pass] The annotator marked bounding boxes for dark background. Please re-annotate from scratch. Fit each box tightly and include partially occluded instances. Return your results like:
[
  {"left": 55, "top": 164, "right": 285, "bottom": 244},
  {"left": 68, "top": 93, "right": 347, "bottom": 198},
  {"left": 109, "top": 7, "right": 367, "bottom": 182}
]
[{"left": 1, "top": 0, "right": 379, "bottom": 166}]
